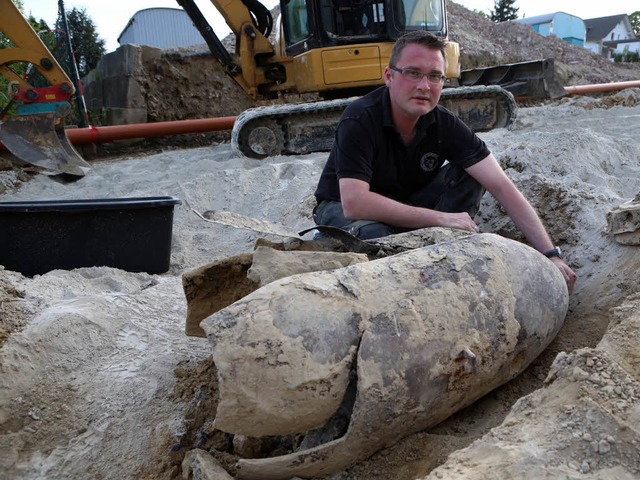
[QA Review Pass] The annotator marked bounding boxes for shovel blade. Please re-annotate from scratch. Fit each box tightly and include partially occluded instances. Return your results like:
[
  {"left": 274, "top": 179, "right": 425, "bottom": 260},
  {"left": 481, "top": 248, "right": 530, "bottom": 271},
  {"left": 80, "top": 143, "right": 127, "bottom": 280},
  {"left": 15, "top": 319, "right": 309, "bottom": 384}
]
[{"left": 0, "top": 112, "right": 90, "bottom": 177}]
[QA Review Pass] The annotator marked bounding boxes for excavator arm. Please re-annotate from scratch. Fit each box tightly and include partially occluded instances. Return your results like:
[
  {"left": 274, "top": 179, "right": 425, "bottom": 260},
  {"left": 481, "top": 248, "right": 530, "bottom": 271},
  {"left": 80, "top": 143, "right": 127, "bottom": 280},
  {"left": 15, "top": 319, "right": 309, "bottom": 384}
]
[
  {"left": 177, "top": 0, "right": 277, "bottom": 98},
  {"left": 0, "top": 0, "right": 90, "bottom": 177}
]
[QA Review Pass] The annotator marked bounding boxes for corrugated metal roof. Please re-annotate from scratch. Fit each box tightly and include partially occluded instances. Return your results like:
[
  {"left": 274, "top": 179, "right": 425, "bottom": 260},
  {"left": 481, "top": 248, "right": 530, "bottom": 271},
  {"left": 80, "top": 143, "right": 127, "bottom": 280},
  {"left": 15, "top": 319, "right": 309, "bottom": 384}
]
[
  {"left": 118, "top": 8, "right": 205, "bottom": 49},
  {"left": 516, "top": 11, "right": 584, "bottom": 26},
  {"left": 516, "top": 12, "right": 558, "bottom": 26}
]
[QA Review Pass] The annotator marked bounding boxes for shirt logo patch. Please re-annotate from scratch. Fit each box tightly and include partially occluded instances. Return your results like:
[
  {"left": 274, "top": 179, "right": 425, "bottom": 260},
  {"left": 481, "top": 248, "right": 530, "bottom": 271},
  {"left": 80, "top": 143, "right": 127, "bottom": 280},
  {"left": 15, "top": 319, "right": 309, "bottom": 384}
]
[{"left": 420, "top": 153, "right": 439, "bottom": 172}]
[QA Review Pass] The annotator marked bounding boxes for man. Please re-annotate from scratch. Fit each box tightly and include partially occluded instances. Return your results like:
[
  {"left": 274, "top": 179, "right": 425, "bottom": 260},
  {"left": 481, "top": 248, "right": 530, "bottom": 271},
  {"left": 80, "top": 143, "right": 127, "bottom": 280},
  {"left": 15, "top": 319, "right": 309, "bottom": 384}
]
[{"left": 313, "top": 30, "right": 577, "bottom": 293}]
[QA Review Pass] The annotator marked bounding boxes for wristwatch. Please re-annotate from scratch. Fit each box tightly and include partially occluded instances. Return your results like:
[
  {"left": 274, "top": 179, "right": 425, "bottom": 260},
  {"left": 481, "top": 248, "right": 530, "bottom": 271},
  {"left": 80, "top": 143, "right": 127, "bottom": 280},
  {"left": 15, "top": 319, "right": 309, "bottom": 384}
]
[{"left": 543, "top": 247, "right": 562, "bottom": 259}]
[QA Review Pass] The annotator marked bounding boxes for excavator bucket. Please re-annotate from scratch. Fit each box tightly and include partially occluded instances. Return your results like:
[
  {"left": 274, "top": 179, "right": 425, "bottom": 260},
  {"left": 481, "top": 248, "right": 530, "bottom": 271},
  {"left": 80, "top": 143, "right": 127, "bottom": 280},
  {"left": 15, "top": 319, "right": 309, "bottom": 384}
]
[
  {"left": 0, "top": 112, "right": 90, "bottom": 177},
  {"left": 459, "top": 58, "right": 566, "bottom": 99},
  {"left": 0, "top": 0, "right": 91, "bottom": 177}
]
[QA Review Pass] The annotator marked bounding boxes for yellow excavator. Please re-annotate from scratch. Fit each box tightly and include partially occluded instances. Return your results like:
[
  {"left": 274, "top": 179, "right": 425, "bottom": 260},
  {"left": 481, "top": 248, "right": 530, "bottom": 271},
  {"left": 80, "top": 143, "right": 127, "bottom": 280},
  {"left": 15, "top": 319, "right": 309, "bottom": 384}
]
[
  {"left": 1, "top": 0, "right": 549, "bottom": 166},
  {"left": 178, "top": 0, "right": 528, "bottom": 158},
  {"left": 0, "top": 0, "right": 90, "bottom": 176},
  {"left": 0, "top": 0, "right": 90, "bottom": 177}
]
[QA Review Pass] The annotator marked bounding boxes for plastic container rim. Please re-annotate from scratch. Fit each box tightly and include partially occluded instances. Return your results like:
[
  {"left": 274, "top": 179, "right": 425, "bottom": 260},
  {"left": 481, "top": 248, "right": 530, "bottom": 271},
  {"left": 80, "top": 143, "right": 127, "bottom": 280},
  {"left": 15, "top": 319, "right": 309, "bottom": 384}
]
[{"left": 0, "top": 196, "right": 182, "bottom": 213}]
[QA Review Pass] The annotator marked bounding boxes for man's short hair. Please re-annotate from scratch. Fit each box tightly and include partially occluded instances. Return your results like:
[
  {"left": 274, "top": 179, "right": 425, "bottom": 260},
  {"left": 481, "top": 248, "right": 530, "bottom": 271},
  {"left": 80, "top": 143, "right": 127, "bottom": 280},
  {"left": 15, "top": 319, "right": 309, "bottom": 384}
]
[{"left": 389, "top": 31, "right": 448, "bottom": 67}]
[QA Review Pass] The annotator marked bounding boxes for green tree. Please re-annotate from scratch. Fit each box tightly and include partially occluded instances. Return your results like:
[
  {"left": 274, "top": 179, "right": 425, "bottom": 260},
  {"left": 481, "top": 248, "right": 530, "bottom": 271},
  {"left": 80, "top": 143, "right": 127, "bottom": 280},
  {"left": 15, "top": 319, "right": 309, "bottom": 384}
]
[
  {"left": 629, "top": 11, "right": 640, "bottom": 34},
  {"left": 28, "top": 16, "right": 56, "bottom": 53},
  {"left": 468, "top": 9, "right": 488, "bottom": 18},
  {"left": 56, "top": 7, "right": 105, "bottom": 78},
  {"left": 490, "top": 0, "right": 519, "bottom": 22},
  {"left": 0, "top": 32, "right": 9, "bottom": 51}
]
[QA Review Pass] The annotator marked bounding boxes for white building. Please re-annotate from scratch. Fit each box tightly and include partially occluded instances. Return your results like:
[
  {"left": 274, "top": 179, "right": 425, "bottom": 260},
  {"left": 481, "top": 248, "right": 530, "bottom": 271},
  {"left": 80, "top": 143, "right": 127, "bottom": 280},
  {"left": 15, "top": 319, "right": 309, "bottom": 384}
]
[{"left": 584, "top": 14, "right": 639, "bottom": 60}]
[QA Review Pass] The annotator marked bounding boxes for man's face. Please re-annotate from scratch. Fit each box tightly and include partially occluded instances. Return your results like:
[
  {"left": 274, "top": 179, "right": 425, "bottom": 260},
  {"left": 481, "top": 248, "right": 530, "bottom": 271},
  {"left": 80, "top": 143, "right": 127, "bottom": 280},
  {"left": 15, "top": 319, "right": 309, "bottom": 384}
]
[{"left": 384, "top": 43, "right": 446, "bottom": 121}]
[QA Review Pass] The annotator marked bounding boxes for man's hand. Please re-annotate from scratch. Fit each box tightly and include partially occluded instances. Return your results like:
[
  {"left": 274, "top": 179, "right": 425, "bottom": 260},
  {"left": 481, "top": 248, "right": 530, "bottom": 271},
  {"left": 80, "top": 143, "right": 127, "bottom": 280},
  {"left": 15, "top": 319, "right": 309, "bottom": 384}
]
[
  {"left": 550, "top": 257, "right": 577, "bottom": 294},
  {"left": 439, "top": 211, "right": 481, "bottom": 233},
  {"left": 340, "top": 177, "right": 484, "bottom": 233},
  {"left": 339, "top": 178, "right": 409, "bottom": 222}
]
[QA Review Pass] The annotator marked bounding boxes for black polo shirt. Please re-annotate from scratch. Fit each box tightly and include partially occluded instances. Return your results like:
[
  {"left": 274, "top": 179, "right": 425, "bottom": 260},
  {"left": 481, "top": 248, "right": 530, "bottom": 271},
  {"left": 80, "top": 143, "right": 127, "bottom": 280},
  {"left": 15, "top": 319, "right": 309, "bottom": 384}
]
[{"left": 314, "top": 86, "right": 491, "bottom": 203}]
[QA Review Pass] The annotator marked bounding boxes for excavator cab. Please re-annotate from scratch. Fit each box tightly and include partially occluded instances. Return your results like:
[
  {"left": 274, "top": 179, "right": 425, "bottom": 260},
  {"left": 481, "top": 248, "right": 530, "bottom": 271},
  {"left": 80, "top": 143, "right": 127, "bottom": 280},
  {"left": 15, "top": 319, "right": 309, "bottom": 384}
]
[
  {"left": 264, "top": 0, "right": 456, "bottom": 100},
  {"left": 281, "top": 0, "right": 446, "bottom": 54},
  {"left": 186, "top": 0, "right": 453, "bottom": 98}
]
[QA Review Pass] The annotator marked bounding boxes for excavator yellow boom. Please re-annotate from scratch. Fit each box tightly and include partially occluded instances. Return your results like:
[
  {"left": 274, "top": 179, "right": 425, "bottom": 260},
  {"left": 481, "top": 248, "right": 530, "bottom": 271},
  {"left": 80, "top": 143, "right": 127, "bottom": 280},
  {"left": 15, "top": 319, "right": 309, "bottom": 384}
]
[{"left": 0, "top": 0, "right": 90, "bottom": 177}]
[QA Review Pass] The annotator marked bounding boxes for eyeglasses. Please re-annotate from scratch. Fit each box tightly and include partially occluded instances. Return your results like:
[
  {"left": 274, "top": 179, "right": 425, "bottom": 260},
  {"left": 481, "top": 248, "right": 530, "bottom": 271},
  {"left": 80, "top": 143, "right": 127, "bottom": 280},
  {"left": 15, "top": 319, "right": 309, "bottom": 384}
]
[{"left": 390, "top": 66, "right": 445, "bottom": 85}]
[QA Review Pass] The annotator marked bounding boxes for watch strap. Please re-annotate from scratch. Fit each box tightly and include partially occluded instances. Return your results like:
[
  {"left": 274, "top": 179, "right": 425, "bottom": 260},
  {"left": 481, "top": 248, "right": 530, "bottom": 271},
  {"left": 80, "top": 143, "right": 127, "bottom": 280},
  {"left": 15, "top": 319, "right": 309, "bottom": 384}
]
[{"left": 543, "top": 247, "right": 561, "bottom": 259}]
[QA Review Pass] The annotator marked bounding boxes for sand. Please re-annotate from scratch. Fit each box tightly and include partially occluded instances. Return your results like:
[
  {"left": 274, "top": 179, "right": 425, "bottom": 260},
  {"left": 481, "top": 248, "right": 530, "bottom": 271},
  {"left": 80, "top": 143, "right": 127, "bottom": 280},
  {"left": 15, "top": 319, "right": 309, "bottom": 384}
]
[{"left": 1, "top": 91, "right": 639, "bottom": 479}]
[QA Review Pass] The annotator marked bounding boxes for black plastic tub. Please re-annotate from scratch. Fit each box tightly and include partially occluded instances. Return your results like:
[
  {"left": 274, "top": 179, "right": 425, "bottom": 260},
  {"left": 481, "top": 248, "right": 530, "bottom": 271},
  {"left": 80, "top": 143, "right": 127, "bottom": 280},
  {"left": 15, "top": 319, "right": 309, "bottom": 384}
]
[{"left": 0, "top": 196, "right": 181, "bottom": 276}]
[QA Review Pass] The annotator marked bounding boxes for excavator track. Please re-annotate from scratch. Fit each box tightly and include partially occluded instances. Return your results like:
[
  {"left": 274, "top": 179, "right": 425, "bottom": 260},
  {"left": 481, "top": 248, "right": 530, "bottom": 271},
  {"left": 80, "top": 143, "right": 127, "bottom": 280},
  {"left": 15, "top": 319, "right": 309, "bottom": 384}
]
[
  {"left": 440, "top": 85, "right": 518, "bottom": 132},
  {"left": 232, "top": 85, "right": 517, "bottom": 158},
  {"left": 232, "top": 98, "right": 354, "bottom": 159}
]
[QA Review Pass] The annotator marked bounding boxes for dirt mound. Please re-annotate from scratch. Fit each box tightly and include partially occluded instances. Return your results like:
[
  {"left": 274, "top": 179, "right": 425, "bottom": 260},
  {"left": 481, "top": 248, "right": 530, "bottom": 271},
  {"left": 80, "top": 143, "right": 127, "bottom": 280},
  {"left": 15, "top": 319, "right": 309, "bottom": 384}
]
[
  {"left": 2, "top": 94, "right": 638, "bottom": 480},
  {"left": 1, "top": 4, "right": 639, "bottom": 480},
  {"left": 447, "top": 1, "right": 638, "bottom": 85}
]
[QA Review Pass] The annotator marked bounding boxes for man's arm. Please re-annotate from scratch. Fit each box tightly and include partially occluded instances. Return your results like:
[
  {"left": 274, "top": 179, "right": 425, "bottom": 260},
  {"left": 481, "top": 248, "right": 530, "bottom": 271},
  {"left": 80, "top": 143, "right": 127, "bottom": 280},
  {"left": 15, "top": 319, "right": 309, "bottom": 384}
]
[
  {"left": 339, "top": 177, "right": 480, "bottom": 233},
  {"left": 466, "top": 154, "right": 577, "bottom": 293}
]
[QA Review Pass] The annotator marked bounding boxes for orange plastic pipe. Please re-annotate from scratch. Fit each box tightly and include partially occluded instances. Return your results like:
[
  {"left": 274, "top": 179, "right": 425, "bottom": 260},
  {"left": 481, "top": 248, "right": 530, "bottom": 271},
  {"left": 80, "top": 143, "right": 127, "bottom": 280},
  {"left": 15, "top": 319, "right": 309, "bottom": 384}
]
[
  {"left": 67, "top": 116, "right": 237, "bottom": 143},
  {"left": 0, "top": 116, "right": 236, "bottom": 151},
  {"left": 564, "top": 80, "right": 640, "bottom": 95}
]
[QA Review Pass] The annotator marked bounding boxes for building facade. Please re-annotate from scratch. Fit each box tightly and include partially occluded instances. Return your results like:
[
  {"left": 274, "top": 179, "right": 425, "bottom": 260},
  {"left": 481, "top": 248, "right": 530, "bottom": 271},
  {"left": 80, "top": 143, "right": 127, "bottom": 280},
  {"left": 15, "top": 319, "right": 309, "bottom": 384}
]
[
  {"left": 584, "top": 14, "right": 640, "bottom": 59},
  {"left": 515, "top": 12, "right": 586, "bottom": 47},
  {"left": 117, "top": 8, "right": 205, "bottom": 50}
]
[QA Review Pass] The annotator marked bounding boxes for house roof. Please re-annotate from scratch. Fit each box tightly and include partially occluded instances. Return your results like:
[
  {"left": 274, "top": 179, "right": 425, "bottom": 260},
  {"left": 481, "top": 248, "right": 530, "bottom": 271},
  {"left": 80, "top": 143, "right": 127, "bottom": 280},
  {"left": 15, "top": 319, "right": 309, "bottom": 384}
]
[
  {"left": 584, "top": 14, "right": 628, "bottom": 41},
  {"left": 515, "top": 11, "right": 584, "bottom": 26},
  {"left": 117, "top": 8, "right": 191, "bottom": 43}
]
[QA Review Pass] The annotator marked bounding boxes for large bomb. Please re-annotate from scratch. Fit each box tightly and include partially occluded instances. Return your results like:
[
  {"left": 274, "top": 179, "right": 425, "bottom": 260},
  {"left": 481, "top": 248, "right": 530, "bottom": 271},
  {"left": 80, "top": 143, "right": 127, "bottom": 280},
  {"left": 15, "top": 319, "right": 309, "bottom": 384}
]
[{"left": 201, "top": 233, "right": 569, "bottom": 479}]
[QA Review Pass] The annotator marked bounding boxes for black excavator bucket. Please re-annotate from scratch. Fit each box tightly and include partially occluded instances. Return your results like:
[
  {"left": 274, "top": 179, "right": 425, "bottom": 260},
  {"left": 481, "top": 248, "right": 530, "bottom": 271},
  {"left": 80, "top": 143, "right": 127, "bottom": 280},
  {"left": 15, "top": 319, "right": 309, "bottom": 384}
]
[
  {"left": 459, "top": 58, "right": 566, "bottom": 100},
  {"left": 0, "top": 112, "right": 90, "bottom": 177}
]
